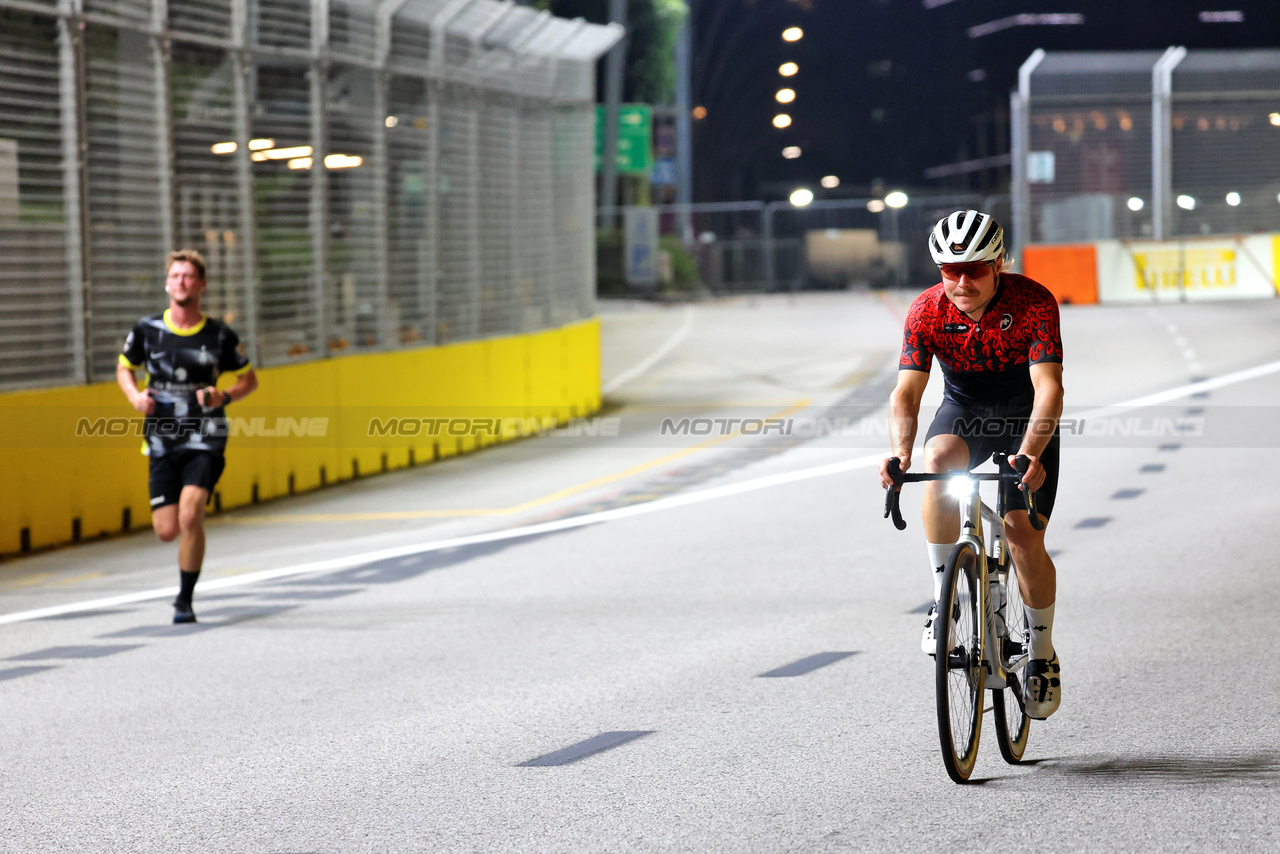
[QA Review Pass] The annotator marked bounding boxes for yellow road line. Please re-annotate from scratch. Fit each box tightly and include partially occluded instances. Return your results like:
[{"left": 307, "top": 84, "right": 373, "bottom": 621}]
[
  {"left": 219, "top": 398, "right": 812, "bottom": 524},
  {"left": 48, "top": 571, "right": 106, "bottom": 587},
  {"left": 3, "top": 572, "right": 53, "bottom": 589}
]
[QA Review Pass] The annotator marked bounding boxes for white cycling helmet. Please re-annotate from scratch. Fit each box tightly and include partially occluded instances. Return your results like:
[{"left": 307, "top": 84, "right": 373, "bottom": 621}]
[{"left": 928, "top": 210, "right": 1004, "bottom": 265}]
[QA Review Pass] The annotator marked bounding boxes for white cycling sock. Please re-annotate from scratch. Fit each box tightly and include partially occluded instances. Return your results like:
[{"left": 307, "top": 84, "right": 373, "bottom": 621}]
[
  {"left": 1024, "top": 602, "right": 1055, "bottom": 659},
  {"left": 927, "top": 542, "right": 951, "bottom": 602}
]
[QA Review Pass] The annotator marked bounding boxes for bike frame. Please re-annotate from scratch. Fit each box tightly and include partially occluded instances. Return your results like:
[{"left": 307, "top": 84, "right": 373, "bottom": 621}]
[
  {"left": 950, "top": 477, "right": 1026, "bottom": 691},
  {"left": 884, "top": 455, "right": 1041, "bottom": 691}
]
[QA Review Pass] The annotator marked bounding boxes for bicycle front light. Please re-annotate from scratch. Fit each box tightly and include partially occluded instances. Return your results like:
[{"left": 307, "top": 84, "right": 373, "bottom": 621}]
[{"left": 946, "top": 476, "right": 975, "bottom": 499}]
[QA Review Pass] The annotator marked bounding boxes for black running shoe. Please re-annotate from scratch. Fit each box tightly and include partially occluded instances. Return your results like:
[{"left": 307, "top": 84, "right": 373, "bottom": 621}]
[{"left": 173, "top": 597, "right": 197, "bottom": 624}]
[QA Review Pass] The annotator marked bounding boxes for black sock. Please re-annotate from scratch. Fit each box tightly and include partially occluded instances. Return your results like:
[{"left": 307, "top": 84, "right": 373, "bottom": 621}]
[{"left": 178, "top": 569, "right": 200, "bottom": 604}]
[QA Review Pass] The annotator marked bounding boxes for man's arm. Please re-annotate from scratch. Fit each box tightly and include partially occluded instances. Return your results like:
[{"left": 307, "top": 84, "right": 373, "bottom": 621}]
[
  {"left": 116, "top": 361, "right": 154, "bottom": 415},
  {"left": 197, "top": 368, "right": 258, "bottom": 408},
  {"left": 879, "top": 369, "right": 930, "bottom": 488},
  {"left": 1011, "top": 361, "right": 1063, "bottom": 490}
]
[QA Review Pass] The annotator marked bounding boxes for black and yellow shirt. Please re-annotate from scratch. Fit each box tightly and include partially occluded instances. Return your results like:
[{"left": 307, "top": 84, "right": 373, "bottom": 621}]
[{"left": 119, "top": 310, "right": 251, "bottom": 457}]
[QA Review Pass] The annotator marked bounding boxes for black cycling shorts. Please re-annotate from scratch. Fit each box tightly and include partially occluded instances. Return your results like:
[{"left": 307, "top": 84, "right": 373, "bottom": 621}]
[
  {"left": 924, "top": 399, "right": 1059, "bottom": 521},
  {"left": 148, "top": 449, "right": 225, "bottom": 511}
]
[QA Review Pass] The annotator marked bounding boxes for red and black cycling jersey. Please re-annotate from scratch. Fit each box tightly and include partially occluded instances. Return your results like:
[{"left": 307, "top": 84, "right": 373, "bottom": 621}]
[{"left": 899, "top": 273, "right": 1062, "bottom": 410}]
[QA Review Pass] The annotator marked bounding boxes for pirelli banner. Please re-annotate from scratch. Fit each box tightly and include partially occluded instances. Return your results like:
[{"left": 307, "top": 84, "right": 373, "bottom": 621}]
[{"left": 1022, "top": 235, "right": 1280, "bottom": 305}]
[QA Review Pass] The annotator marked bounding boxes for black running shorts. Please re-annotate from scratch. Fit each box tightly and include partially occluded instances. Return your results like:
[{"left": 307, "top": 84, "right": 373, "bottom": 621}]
[
  {"left": 148, "top": 449, "right": 225, "bottom": 511},
  {"left": 924, "top": 399, "right": 1059, "bottom": 520}
]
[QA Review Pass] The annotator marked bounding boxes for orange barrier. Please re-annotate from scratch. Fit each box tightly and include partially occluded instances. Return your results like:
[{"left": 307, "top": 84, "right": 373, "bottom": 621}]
[{"left": 1021, "top": 244, "right": 1099, "bottom": 305}]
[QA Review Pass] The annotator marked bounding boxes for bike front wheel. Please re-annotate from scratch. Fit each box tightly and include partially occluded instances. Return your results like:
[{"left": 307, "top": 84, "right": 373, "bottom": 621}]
[
  {"left": 936, "top": 542, "right": 984, "bottom": 783},
  {"left": 993, "top": 561, "right": 1031, "bottom": 763}
]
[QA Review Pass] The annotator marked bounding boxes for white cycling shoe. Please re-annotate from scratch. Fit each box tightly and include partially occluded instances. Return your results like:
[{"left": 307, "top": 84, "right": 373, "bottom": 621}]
[
  {"left": 920, "top": 603, "right": 957, "bottom": 656},
  {"left": 1023, "top": 652, "right": 1061, "bottom": 719},
  {"left": 921, "top": 603, "right": 938, "bottom": 655}
]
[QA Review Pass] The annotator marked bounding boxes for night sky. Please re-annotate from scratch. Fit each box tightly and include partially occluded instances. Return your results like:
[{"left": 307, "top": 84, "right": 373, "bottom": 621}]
[{"left": 690, "top": 0, "right": 1280, "bottom": 202}]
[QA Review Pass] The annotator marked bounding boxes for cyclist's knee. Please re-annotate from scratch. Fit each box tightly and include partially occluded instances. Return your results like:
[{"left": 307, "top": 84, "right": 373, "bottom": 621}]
[
  {"left": 1004, "top": 510, "right": 1048, "bottom": 550},
  {"left": 924, "top": 435, "right": 968, "bottom": 473}
]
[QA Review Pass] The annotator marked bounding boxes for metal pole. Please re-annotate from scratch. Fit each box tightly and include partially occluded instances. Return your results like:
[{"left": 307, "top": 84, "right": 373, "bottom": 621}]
[
  {"left": 1012, "top": 48, "right": 1044, "bottom": 269},
  {"left": 152, "top": 0, "right": 174, "bottom": 257},
  {"left": 375, "top": 0, "right": 410, "bottom": 348},
  {"left": 425, "top": 84, "right": 441, "bottom": 345},
  {"left": 510, "top": 97, "right": 522, "bottom": 333},
  {"left": 230, "top": 0, "right": 260, "bottom": 365},
  {"left": 763, "top": 200, "right": 777, "bottom": 292},
  {"left": 1152, "top": 46, "right": 1186, "bottom": 243},
  {"left": 57, "top": 7, "right": 89, "bottom": 383},
  {"left": 674, "top": 13, "right": 693, "bottom": 244},
  {"left": 599, "top": 0, "right": 627, "bottom": 231},
  {"left": 467, "top": 102, "right": 482, "bottom": 339},
  {"left": 372, "top": 73, "right": 392, "bottom": 347},
  {"left": 310, "top": 0, "right": 330, "bottom": 352}
]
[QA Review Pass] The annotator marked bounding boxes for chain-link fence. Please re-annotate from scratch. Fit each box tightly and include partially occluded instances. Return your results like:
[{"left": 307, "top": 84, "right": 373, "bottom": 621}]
[
  {"left": 1012, "top": 48, "right": 1280, "bottom": 253},
  {"left": 599, "top": 194, "right": 1009, "bottom": 295},
  {"left": 0, "top": 0, "right": 620, "bottom": 391}
]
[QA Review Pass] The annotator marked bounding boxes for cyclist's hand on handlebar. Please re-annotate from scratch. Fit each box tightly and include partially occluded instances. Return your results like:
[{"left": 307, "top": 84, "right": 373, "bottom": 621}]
[
  {"left": 1008, "top": 453, "right": 1046, "bottom": 492},
  {"left": 879, "top": 455, "right": 910, "bottom": 489}
]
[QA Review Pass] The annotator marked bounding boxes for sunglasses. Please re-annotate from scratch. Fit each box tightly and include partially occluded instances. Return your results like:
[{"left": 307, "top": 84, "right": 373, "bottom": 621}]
[{"left": 940, "top": 261, "right": 996, "bottom": 281}]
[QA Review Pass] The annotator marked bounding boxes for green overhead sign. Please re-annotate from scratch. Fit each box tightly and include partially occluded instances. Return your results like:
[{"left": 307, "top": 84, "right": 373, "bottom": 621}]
[{"left": 594, "top": 104, "right": 653, "bottom": 176}]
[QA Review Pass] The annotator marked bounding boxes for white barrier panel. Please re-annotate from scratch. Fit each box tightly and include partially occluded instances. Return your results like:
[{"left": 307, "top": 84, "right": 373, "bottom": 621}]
[{"left": 1096, "top": 235, "right": 1279, "bottom": 303}]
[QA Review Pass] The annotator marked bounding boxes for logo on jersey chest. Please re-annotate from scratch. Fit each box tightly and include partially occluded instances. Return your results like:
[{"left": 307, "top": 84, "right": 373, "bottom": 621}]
[
  {"left": 1000, "top": 313, "right": 1013, "bottom": 330},
  {"left": 943, "top": 323, "right": 969, "bottom": 334}
]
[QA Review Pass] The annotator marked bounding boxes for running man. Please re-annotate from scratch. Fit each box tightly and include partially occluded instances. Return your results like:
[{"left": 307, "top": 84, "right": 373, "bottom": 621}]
[
  {"left": 117, "top": 249, "right": 258, "bottom": 623},
  {"left": 877, "top": 211, "right": 1064, "bottom": 719}
]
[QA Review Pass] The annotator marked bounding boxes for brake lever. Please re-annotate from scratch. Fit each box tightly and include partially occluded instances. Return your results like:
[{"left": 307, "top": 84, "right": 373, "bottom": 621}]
[
  {"left": 884, "top": 457, "right": 907, "bottom": 530},
  {"left": 1012, "top": 454, "right": 1045, "bottom": 531}
]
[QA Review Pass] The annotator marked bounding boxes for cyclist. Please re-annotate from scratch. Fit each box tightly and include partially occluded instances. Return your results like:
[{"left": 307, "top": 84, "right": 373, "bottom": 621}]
[
  {"left": 877, "top": 210, "right": 1064, "bottom": 719},
  {"left": 116, "top": 249, "right": 258, "bottom": 624}
]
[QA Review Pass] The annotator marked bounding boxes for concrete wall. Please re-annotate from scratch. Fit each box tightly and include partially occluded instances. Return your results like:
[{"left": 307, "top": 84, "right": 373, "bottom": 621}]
[{"left": 0, "top": 318, "right": 600, "bottom": 555}]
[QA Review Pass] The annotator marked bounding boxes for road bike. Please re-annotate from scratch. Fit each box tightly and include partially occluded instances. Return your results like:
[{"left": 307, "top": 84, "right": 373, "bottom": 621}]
[{"left": 883, "top": 453, "right": 1043, "bottom": 783}]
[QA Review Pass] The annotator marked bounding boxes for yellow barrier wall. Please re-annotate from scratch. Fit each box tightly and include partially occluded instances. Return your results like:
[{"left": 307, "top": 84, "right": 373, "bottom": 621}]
[{"left": 0, "top": 318, "right": 600, "bottom": 556}]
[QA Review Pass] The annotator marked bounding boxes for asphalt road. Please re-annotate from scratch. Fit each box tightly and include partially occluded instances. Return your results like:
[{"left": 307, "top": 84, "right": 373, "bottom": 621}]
[{"left": 2, "top": 292, "right": 1279, "bottom": 853}]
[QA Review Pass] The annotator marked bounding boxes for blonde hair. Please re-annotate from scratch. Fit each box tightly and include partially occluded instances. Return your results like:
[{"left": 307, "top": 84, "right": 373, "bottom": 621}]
[{"left": 165, "top": 248, "right": 206, "bottom": 280}]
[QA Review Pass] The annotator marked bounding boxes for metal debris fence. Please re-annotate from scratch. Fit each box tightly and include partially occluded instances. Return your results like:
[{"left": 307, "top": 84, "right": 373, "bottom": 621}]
[
  {"left": 0, "top": 0, "right": 621, "bottom": 390},
  {"left": 599, "top": 194, "right": 1009, "bottom": 294},
  {"left": 1011, "top": 48, "right": 1280, "bottom": 255}
]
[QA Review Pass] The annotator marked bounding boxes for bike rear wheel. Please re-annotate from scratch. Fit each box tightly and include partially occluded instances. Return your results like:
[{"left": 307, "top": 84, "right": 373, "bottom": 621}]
[
  {"left": 993, "top": 561, "right": 1031, "bottom": 763},
  {"left": 936, "top": 543, "right": 984, "bottom": 783}
]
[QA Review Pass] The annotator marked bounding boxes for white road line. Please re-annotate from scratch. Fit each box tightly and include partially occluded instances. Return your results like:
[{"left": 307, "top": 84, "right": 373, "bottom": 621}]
[
  {"left": 8, "top": 356, "right": 1280, "bottom": 628},
  {"left": 1072, "top": 358, "right": 1280, "bottom": 421},
  {"left": 601, "top": 305, "right": 694, "bottom": 394},
  {"left": 0, "top": 453, "right": 886, "bottom": 626}
]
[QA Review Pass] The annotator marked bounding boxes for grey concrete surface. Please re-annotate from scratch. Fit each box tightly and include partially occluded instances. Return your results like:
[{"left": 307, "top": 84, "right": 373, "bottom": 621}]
[{"left": 2, "top": 292, "right": 1279, "bottom": 852}]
